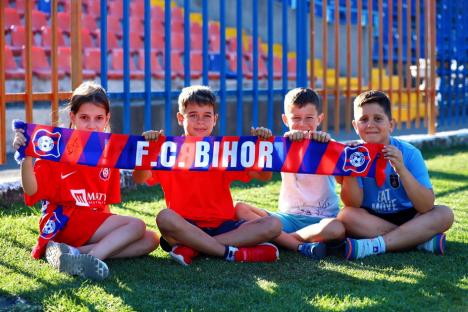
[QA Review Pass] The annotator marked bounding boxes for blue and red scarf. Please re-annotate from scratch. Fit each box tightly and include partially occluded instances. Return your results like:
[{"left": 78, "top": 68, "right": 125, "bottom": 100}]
[{"left": 14, "top": 120, "right": 387, "bottom": 185}]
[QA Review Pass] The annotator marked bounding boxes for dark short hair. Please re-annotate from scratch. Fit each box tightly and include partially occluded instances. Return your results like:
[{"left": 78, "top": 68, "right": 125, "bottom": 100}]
[
  {"left": 178, "top": 85, "right": 217, "bottom": 114},
  {"left": 354, "top": 90, "right": 392, "bottom": 119},
  {"left": 284, "top": 88, "right": 321, "bottom": 113}
]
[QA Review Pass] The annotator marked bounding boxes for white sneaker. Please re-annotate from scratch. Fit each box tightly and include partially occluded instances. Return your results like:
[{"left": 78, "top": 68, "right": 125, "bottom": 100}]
[{"left": 58, "top": 254, "right": 109, "bottom": 281}]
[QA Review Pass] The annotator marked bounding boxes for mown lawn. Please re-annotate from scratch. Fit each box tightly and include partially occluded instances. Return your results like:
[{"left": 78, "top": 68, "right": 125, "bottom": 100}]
[{"left": 0, "top": 145, "right": 467, "bottom": 311}]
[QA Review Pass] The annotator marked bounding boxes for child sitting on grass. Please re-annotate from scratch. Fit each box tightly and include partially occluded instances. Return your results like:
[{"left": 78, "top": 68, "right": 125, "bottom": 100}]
[{"left": 338, "top": 90, "right": 454, "bottom": 260}]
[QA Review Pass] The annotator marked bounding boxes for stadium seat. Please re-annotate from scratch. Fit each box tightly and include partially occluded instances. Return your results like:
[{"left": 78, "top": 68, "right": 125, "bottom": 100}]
[
  {"left": 130, "top": 17, "right": 144, "bottom": 35},
  {"left": 137, "top": 49, "right": 164, "bottom": 79},
  {"left": 106, "top": 15, "right": 122, "bottom": 37},
  {"left": 171, "top": 6, "right": 184, "bottom": 23},
  {"left": 273, "top": 56, "right": 282, "bottom": 80},
  {"left": 190, "top": 33, "right": 203, "bottom": 52},
  {"left": 130, "top": 2, "right": 145, "bottom": 16},
  {"left": 81, "top": 28, "right": 95, "bottom": 49},
  {"left": 4, "top": 46, "right": 25, "bottom": 79},
  {"left": 108, "top": 48, "right": 144, "bottom": 79},
  {"left": 209, "top": 34, "right": 220, "bottom": 53},
  {"left": 94, "top": 30, "right": 120, "bottom": 51},
  {"left": 171, "top": 32, "right": 184, "bottom": 52},
  {"left": 81, "top": 15, "right": 97, "bottom": 31},
  {"left": 9, "top": 26, "right": 26, "bottom": 54},
  {"left": 108, "top": 1, "right": 123, "bottom": 17},
  {"left": 189, "top": 51, "right": 220, "bottom": 80},
  {"left": 83, "top": 48, "right": 102, "bottom": 76},
  {"left": 151, "top": 32, "right": 165, "bottom": 54},
  {"left": 171, "top": 20, "right": 184, "bottom": 34},
  {"left": 21, "top": 46, "right": 56, "bottom": 79},
  {"left": 151, "top": 19, "right": 164, "bottom": 35},
  {"left": 57, "top": 46, "right": 95, "bottom": 79},
  {"left": 287, "top": 57, "right": 297, "bottom": 80},
  {"left": 130, "top": 32, "right": 144, "bottom": 51},
  {"left": 225, "top": 53, "right": 252, "bottom": 79},
  {"left": 84, "top": 0, "right": 100, "bottom": 17},
  {"left": 40, "top": 26, "right": 66, "bottom": 50},
  {"left": 32, "top": 10, "right": 49, "bottom": 32},
  {"left": 57, "top": 12, "right": 71, "bottom": 34},
  {"left": 190, "top": 22, "right": 202, "bottom": 36},
  {"left": 170, "top": 51, "right": 184, "bottom": 78},
  {"left": 8, "top": 0, "right": 26, "bottom": 16},
  {"left": 151, "top": 6, "right": 164, "bottom": 23},
  {"left": 4, "top": 7, "right": 22, "bottom": 30}
]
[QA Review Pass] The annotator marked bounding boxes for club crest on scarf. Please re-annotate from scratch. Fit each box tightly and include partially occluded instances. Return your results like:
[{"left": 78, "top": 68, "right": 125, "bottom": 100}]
[
  {"left": 39, "top": 207, "right": 68, "bottom": 240},
  {"left": 343, "top": 145, "right": 371, "bottom": 173},
  {"left": 32, "top": 129, "right": 61, "bottom": 158}
]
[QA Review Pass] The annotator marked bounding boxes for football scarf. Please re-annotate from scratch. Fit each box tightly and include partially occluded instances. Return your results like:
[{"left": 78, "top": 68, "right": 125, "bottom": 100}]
[{"left": 13, "top": 120, "right": 387, "bottom": 185}]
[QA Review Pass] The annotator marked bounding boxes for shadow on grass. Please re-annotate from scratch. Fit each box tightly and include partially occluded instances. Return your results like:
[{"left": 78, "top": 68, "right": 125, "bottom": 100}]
[
  {"left": 2, "top": 240, "right": 466, "bottom": 311},
  {"left": 421, "top": 145, "right": 467, "bottom": 161}
]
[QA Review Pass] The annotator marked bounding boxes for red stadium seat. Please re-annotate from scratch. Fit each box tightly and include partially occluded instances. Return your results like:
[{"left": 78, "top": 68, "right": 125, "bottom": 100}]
[
  {"left": 151, "top": 6, "right": 164, "bottom": 24},
  {"left": 287, "top": 56, "right": 297, "bottom": 80},
  {"left": 170, "top": 51, "right": 184, "bottom": 78},
  {"left": 130, "top": 17, "right": 144, "bottom": 35},
  {"left": 130, "top": 32, "right": 144, "bottom": 51},
  {"left": 22, "top": 46, "right": 64, "bottom": 79},
  {"left": 32, "top": 10, "right": 49, "bottom": 32},
  {"left": 130, "top": 2, "right": 145, "bottom": 16},
  {"left": 190, "top": 22, "right": 202, "bottom": 36},
  {"left": 84, "top": 0, "right": 100, "bottom": 17},
  {"left": 171, "top": 7, "right": 184, "bottom": 23},
  {"left": 108, "top": 1, "right": 123, "bottom": 17},
  {"left": 106, "top": 16, "right": 122, "bottom": 37},
  {"left": 81, "top": 28, "right": 95, "bottom": 49},
  {"left": 171, "top": 32, "right": 184, "bottom": 52},
  {"left": 4, "top": 7, "right": 22, "bottom": 30},
  {"left": 151, "top": 32, "right": 165, "bottom": 54},
  {"left": 108, "top": 48, "right": 144, "bottom": 79},
  {"left": 4, "top": 46, "right": 25, "bottom": 79},
  {"left": 137, "top": 49, "right": 164, "bottom": 79},
  {"left": 273, "top": 56, "right": 282, "bottom": 80},
  {"left": 40, "top": 26, "right": 66, "bottom": 49},
  {"left": 57, "top": 12, "right": 71, "bottom": 34},
  {"left": 9, "top": 26, "right": 26, "bottom": 53},
  {"left": 81, "top": 15, "right": 97, "bottom": 31},
  {"left": 58, "top": 46, "right": 94, "bottom": 79},
  {"left": 83, "top": 48, "right": 101, "bottom": 74},
  {"left": 227, "top": 53, "right": 253, "bottom": 79},
  {"left": 190, "top": 33, "right": 203, "bottom": 52},
  {"left": 189, "top": 51, "right": 219, "bottom": 80},
  {"left": 95, "top": 30, "right": 120, "bottom": 50}
]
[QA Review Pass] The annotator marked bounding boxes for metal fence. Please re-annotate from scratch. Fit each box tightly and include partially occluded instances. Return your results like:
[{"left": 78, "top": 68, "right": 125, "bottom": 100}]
[{"left": 0, "top": 0, "right": 461, "bottom": 165}]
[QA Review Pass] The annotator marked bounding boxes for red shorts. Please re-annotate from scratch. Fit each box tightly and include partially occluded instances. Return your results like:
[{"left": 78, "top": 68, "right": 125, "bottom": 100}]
[{"left": 40, "top": 208, "right": 113, "bottom": 248}]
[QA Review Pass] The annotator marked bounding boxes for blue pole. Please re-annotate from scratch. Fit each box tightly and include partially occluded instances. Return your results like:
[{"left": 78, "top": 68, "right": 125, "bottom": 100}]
[
  {"left": 296, "top": 0, "right": 301, "bottom": 86},
  {"left": 202, "top": 0, "right": 209, "bottom": 86},
  {"left": 236, "top": 0, "right": 243, "bottom": 135},
  {"left": 165, "top": 0, "right": 172, "bottom": 133},
  {"left": 253, "top": 0, "right": 259, "bottom": 127},
  {"left": 220, "top": 0, "right": 226, "bottom": 135},
  {"left": 267, "top": 0, "right": 273, "bottom": 131},
  {"left": 144, "top": 0, "right": 152, "bottom": 131},
  {"left": 282, "top": 0, "right": 288, "bottom": 133},
  {"left": 123, "top": 0, "right": 130, "bottom": 134},
  {"left": 184, "top": 0, "right": 190, "bottom": 87},
  {"left": 100, "top": 0, "right": 108, "bottom": 90}
]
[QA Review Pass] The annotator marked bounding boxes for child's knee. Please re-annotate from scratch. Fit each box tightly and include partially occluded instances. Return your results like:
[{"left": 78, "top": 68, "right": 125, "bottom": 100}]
[
  {"left": 325, "top": 219, "right": 346, "bottom": 240},
  {"left": 263, "top": 216, "right": 282, "bottom": 237},
  {"left": 337, "top": 206, "right": 359, "bottom": 224},
  {"left": 234, "top": 202, "right": 249, "bottom": 217},
  {"left": 129, "top": 218, "right": 146, "bottom": 237},
  {"left": 156, "top": 209, "right": 179, "bottom": 232},
  {"left": 433, "top": 205, "right": 454, "bottom": 231},
  {"left": 144, "top": 230, "right": 160, "bottom": 252}
]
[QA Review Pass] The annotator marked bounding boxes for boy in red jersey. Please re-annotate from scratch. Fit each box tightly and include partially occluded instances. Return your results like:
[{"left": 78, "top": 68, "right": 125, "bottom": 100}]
[{"left": 133, "top": 85, "right": 281, "bottom": 265}]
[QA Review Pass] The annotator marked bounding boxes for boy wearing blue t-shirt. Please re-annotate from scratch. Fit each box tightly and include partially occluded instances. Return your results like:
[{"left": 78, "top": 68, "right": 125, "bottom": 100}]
[{"left": 338, "top": 90, "right": 454, "bottom": 260}]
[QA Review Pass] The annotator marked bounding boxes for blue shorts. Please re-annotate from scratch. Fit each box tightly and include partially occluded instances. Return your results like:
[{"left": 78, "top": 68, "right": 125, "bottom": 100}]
[{"left": 268, "top": 211, "right": 323, "bottom": 234}]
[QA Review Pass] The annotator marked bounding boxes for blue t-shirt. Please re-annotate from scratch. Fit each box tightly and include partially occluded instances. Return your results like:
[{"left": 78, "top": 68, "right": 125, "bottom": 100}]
[{"left": 358, "top": 137, "right": 432, "bottom": 214}]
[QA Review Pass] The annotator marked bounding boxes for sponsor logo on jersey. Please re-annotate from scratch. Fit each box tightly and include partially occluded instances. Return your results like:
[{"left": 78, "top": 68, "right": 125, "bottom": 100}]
[{"left": 70, "top": 189, "right": 107, "bottom": 207}]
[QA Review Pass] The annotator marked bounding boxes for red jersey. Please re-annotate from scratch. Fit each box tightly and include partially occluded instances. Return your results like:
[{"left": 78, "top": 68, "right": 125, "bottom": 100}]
[
  {"left": 147, "top": 170, "right": 251, "bottom": 227},
  {"left": 25, "top": 159, "right": 121, "bottom": 211},
  {"left": 25, "top": 160, "right": 121, "bottom": 258}
]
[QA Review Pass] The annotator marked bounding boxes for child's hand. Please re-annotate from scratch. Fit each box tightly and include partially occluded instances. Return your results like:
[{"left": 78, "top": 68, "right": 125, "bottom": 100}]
[
  {"left": 307, "top": 131, "right": 331, "bottom": 142},
  {"left": 383, "top": 145, "right": 404, "bottom": 173},
  {"left": 142, "top": 130, "right": 164, "bottom": 141},
  {"left": 284, "top": 129, "right": 306, "bottom": 141},
  {"left": 250, "top": 127, "right": 272, "bottom": 140},
  {"left": 12, "top": 128, "right": 27, "bottom": 151}
]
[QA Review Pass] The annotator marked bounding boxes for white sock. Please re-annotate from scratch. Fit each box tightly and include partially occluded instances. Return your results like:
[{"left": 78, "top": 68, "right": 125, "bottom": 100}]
[
  {"left": 417, "top": 237, "right": 435, "bottom": 252},
  {"left": 69, "top": 246, "right": 81, "bottom": 256},
  {"left": 356, "top": 236, "right": 386, "bottom": 259}
]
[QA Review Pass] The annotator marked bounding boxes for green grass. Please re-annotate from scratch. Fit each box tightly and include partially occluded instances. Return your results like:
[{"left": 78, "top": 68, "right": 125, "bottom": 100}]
[{"left": 0, "top": 146, "right": 467, "bottom": 311}]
